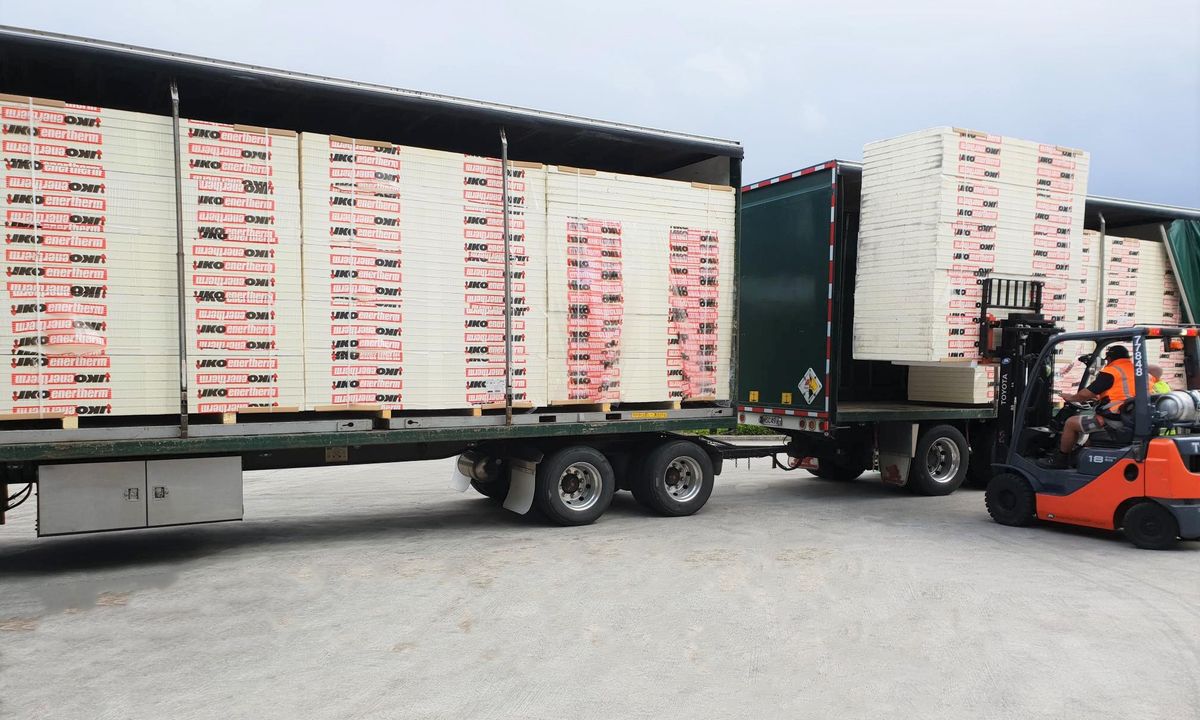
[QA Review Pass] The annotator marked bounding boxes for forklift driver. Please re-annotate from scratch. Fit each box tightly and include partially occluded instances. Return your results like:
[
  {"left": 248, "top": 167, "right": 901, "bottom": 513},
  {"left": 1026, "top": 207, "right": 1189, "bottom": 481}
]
[{"left": 1039, "top": 345, "right": 1163, "bottom": 469}]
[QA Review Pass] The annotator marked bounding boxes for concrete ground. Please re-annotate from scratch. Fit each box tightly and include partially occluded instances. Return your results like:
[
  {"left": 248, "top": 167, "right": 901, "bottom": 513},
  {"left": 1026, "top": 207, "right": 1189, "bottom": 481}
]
[{"left": 1, "top": 456, "right": 1198, "bottom": 720}]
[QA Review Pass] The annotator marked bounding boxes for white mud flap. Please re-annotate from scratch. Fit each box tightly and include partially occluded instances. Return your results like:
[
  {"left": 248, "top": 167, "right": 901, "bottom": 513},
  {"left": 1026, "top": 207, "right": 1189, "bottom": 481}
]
[
  {"left": 877, "top": 422, "right": 918, "bottom": 485},
  {"left": 502, "top": 459, "right": 537, "bottom": 515},
  {"left": 449, "top": 464, "right": 471, "bottom": 492}
]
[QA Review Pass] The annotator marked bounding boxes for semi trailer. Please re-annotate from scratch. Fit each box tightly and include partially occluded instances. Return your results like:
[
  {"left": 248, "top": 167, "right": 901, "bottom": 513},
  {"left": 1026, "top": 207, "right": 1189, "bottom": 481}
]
[
  {"left": 738, "top": 159, "right": 1200, "bottom": 495},
  {"left": 0, "top": 27, "right": 782, "bottom": 536}
]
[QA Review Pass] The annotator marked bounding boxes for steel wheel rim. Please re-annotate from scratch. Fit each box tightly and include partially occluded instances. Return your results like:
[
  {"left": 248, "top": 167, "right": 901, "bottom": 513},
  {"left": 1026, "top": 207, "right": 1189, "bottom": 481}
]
[
  {"left": 558, "top": 461, "right": 602, "bottom": 512},
  {"left": 925, "top": 437, "right": 961, "bottom": 484},
  {"left": 664, "top": 456, "right": 703, "bottom": 502}
]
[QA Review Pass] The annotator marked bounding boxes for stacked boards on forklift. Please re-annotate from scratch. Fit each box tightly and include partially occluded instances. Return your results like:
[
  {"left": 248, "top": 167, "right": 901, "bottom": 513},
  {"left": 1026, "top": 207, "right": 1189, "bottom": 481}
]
[
  {"left": 0, "top": 92, "right": 736, "bottom": 420},
  {"left": 853, "top": 127, "right": 1089, "bottom": 405},
  {"left": 854, "top": 127, "right": 1089, "bottom": 363}
]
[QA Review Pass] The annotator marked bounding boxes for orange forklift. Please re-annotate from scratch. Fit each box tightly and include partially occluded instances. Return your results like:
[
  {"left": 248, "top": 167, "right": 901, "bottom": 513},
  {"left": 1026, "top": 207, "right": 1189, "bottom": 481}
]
[{"left": 984, "top": 325, "right": 1200, "bottom": 549}]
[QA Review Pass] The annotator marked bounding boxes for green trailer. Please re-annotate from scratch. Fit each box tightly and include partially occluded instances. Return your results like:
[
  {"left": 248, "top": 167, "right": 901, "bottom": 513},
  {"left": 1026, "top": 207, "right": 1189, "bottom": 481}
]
[
  {"left": 737, "top": 160, "right": 1200, "bottom": 494},
  {"left": 0, "top": 27, "right": 753, "bottom": 536}
]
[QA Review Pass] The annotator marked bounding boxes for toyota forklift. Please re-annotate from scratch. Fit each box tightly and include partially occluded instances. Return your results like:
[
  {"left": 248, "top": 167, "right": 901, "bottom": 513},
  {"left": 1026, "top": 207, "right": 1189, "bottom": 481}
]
[{"left": 982, "top": 319, "right": 1200, "bottom": 550}]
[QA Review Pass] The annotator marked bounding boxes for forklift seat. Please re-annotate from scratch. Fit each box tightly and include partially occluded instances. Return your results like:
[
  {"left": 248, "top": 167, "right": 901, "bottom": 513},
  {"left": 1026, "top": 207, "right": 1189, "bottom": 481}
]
[{"left": 1085, "top": 399, "right": 1135, "bottom": 448}]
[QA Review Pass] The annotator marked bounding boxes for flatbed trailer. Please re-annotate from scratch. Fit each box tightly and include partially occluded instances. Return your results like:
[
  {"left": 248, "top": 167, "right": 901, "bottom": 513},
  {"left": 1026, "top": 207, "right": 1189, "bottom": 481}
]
[
  {"left": 738, "top": 160, "right": 1200, "bottom": 494},
  {"left": 0, "top": 27, "right": 763, "bottom": 536}
]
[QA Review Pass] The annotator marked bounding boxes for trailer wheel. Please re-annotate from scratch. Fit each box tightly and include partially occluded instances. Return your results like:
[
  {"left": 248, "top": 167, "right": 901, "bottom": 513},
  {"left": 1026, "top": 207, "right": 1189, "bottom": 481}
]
[
  {"left": 470, "top": 474, "right": 510, "bottom": 502},
  {"left": 984, "top": 472, "right": 1037, "bottom": 526},
  {"left": 1121, "top": 502, "right": 1180, "bottom": 550},
  {"left": 631, "top": 440, "right": 715, "bottom": 516},
  {"left": 534, "top": 446, "right": 615, "bottom": 526},
  {"left": 811, "top": 460, "right": 867, "bottom": 482},
  {"left": 907, "top": 424, "right": 968, "bottom": 495}
]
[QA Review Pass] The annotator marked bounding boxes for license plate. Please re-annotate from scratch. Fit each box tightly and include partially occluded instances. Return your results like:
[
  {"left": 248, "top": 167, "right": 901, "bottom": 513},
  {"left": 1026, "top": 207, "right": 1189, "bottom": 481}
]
[{"left": 758, "top": 414, "right": 783, "bottom": 427}]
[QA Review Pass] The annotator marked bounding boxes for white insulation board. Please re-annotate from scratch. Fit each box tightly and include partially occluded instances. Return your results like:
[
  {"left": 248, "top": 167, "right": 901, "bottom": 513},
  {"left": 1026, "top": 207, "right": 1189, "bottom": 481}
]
[
  {"left": 0, "top": 93, "right": 736, "bottom": 418},
  {"left": 855, "top": 127, "right": 1089, "bottom": 363}
]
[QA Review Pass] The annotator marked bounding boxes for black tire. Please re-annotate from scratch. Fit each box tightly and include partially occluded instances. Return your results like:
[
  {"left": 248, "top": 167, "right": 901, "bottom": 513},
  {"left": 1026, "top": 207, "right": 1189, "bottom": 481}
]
[
  {"left": 811, "top": 460, "right": 867, "bottom": 482},
  {"left": 965, "top": 426, "right": 996, "bottom": 489},
  {"left": 533, "top": 446, "right": 616, "bottom": 526},
  {"left": 907, "top": 424, "right": 969, "bottom": 496},
  {"left": 1121, "top": 502, "right": 1180, "bottom": 550},
  {"left": 631, "top": 440, "right": 715, "bottom": 516},
  {"left": 470, "top": 475, "right": 509, "bottom": 502},
  {"left": 985, "top": 472, "right": 1037, "bottom": 527}
]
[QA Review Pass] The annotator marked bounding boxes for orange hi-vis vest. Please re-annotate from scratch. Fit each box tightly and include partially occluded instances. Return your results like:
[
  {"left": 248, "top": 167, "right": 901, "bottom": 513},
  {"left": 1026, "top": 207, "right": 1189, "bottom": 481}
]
[{"left": 1098, "top": 358, "right": 1159, "bottom": 406}]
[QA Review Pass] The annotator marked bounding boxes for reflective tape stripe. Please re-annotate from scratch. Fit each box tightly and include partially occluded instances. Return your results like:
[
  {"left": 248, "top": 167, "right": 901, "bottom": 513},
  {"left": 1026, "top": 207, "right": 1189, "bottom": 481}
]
[{"left": 1111, "top": 362, "right": 1132, "bottom": 400}]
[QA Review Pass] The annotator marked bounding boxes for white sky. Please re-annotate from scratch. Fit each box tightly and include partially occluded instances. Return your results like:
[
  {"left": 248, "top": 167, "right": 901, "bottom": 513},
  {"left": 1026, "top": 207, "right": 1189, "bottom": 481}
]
[{"left": 2, "top": 0, "right": 1198, "bottom": 204}]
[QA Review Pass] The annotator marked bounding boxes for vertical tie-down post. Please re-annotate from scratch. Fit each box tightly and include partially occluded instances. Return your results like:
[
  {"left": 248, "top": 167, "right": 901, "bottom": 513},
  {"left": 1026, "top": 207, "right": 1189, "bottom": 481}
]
[
  {"left": 170, "top": 81, "right": 189, "bottom": 438},
  {"left": 501, "top": 129, "right": 513, "bottom": 425}
]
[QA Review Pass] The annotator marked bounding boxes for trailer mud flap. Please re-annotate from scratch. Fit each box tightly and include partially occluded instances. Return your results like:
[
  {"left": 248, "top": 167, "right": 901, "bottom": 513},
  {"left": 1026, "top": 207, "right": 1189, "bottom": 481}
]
[
  {"left": 503, "top": 459, "right": 537, "bottom": 515},
  {"left": 878, "top": 422, "right": 918, "bottom": 485},
  {"left": 449, "top": 465, "right": 472, "bottom": 492}
]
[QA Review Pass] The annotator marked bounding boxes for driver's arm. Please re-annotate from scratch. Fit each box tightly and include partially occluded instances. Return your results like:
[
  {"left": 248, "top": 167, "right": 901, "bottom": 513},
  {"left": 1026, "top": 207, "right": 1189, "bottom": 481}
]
[
  {"left": 1060, "top": 371, "right": 1113, "bottom": 404},
  {"left": 1060, "top": 388, "right": 1098, "bottom": 404}
]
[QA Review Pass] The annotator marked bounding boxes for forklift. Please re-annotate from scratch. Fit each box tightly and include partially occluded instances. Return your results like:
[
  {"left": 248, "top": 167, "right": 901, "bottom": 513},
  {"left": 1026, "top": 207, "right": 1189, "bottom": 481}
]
[{"left": 982, "top": 316, "right": 1200, "bottom": 550}]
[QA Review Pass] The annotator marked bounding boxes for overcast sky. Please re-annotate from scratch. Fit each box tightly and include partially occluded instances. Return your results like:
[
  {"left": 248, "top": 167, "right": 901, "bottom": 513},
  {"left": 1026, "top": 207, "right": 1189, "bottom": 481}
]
[{"left": 3, "top": 1, "right": 1198, "bottom": 204}]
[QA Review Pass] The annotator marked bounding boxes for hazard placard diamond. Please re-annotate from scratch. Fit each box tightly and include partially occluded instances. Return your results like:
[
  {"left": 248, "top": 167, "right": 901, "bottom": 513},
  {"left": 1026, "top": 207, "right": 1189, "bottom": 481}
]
[{"left": 799, "top": 368, "right": 822, "bottom": 404}]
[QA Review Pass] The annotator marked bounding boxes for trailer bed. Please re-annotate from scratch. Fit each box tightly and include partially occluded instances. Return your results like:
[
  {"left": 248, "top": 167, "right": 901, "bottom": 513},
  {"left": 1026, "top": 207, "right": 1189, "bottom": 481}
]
[
  {"left": 0, "top": 408, "right": 734, "bottom": 464},
  {"left": 834, "top": 401, "right": 995, "bottom": 423}
]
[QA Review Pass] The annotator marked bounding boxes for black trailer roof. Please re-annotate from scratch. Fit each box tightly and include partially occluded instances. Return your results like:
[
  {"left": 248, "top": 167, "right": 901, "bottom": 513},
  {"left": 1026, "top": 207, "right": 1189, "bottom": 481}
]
[
  {"left": 750, "top": 160, "right": 1200, "bottom": 232},
  {"left": 0, "top": 26, "right": 742, "bottom": 177}
]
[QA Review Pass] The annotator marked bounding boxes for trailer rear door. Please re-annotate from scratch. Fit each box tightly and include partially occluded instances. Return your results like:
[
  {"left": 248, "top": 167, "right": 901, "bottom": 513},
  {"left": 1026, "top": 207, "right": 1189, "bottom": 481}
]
[{"left": 739, "top": 165, "right": 837, "bottom": 419}]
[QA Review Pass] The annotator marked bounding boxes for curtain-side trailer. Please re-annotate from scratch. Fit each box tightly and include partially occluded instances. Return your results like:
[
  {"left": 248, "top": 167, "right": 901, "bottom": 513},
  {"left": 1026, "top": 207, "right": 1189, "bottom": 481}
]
[
  {"left": 737, "top": 160, "right": 1200, "bottom": 495},
  {"left": 0, "top": 27, "right": 764, "bottom": 536}
]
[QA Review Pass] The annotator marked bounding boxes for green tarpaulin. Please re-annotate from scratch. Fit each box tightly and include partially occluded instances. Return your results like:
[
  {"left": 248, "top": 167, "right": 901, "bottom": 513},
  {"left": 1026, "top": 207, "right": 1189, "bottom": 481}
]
[{"left": 1166, "top": 219, "right": 1200, "bottom": 323}]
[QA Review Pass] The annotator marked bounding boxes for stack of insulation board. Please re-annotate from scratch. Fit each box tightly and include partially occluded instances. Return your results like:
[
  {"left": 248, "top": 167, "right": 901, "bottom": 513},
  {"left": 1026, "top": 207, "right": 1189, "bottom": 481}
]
[
  {"left": 399, "top": 147, "right": 549, "bottom": 409},
  {"left": 545, "top": 167, "right": 735, "bottom": 404},
  {"left": 855, "top": 127, "right": 1089, "bottom": 365},
  {"left": 0, "top": 92, "right": 738, "bottom": 420},
  {"left": 907, "top": 365, "right": 994, "bottom": 404},
  {"left": 299, "top": 136, "right": 552, "bottom": 411},
  {"left": 1054, "top": 231, "right": 1187, "bottom": 394},
  {"left": 1105, "top": 235, "right": 1186, "bottom": 388},
  {"left": 181, "top": 120, "right": 304, "bottom": 413},
  {"left": 0, "top": 95, "right": 179, "bottom": 417},
  {"left": 1054, "top": 228, "right": 1104, "bottom": 394},
  {"left": 300, "top": 134, "right": 409, "bottom": 410}
]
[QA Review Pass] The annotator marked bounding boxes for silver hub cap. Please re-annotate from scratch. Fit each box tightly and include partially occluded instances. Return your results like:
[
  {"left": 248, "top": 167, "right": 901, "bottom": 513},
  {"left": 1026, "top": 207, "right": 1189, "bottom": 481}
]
[
  {"left": 925, "top": 437, "right": 961, "bottom": 484},
  {"left": 558, "top": 461, "right": 601, "bottom": 512},
  {"left": 664, "top": 456, "right": 703, "bottom": 502}
]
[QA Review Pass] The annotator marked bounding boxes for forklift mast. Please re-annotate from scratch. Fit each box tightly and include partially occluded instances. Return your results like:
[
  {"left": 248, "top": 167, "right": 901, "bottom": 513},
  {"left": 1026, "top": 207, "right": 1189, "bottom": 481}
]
[{"left": 977, "top": 278, "right": 1061, "bottom": 457}]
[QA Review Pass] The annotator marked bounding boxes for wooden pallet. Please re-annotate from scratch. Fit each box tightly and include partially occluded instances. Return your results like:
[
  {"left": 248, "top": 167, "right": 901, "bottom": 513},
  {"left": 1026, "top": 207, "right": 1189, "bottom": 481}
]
[
  {"left": 0, "top": 412, "right": 78, "bottom": 429},
  {"left": 549, "top": 399, "right": 613, "bottom": 413},
  {"left": 309, "top": 404, "right": 397, "bottom": 419},
  {"left": 478, "top": 401, "right": 534, "bottom": 413},
  {"left": 617, "top": 399, "right": 683, "bottom": 411},
  {"left": 390, "top": 407, "right": 485, "bottom": 418},
  {"left": 210, "top": 406, "right": 302, "bottom": 424}
]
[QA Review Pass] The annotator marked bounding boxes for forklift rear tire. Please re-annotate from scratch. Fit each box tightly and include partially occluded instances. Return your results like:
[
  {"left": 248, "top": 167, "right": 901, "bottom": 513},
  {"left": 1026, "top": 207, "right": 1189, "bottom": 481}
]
[
  {"left": 1121, "top": 502, "right": 1180, "bottom": 550},
  {"left": 631, "top": 440, "right": 715, "bottom": 516},
  {"left": 907, "top": 425, "right": 968, "bottom": 495},
  {"left": 985, "top": 472, "right": 1037, "bottom": 527}
]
